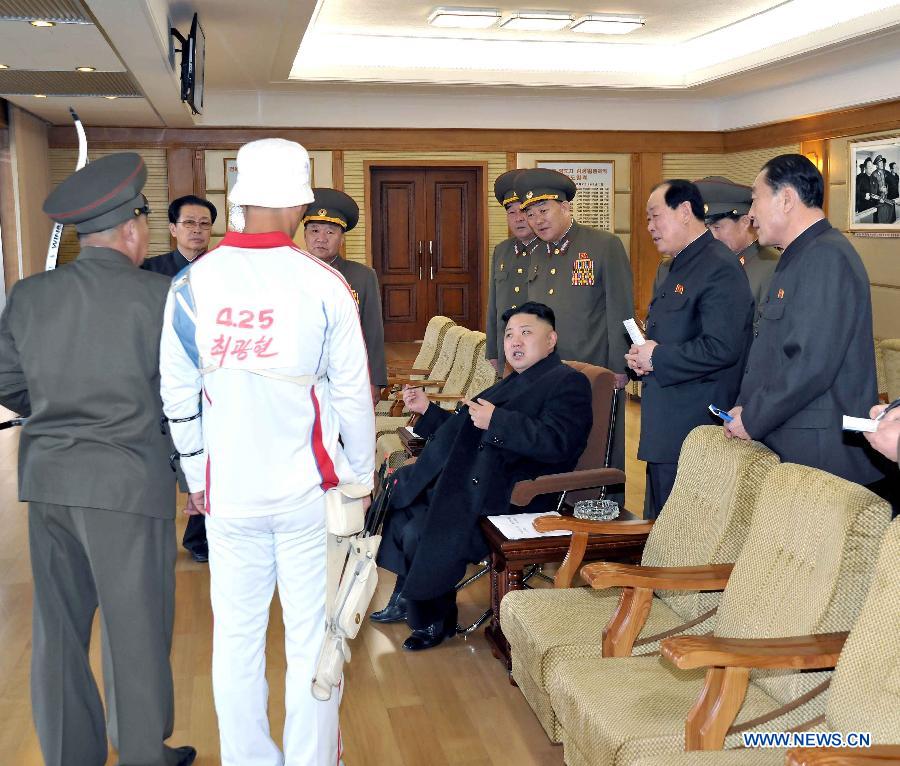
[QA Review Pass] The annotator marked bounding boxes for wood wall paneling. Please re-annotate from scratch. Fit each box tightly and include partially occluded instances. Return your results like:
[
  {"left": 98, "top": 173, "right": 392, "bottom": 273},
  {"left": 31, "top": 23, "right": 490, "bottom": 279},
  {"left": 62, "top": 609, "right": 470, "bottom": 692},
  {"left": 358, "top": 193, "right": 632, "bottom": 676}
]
[
  {"left": 332, "top": 150, "right": 344, "bottom": 192},
  {"left": 631, "top": 152, "right": 663, "bottom": 320}
]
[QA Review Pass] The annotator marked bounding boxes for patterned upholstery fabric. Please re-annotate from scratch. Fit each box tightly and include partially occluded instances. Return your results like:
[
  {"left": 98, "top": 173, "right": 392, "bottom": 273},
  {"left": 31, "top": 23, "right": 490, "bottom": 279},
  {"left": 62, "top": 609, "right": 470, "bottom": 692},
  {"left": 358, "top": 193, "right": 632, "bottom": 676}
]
[
  {"left": 626, "top": 518, "right": 900, "bottom": 766},
  {"left": 879, "top": 338, "right": 900, "bottom": 401},
  {"left": 547, "top": 464, "right": 892, "bottom": 766},
  {"left": 375, "top": 324, "right": 467, "bottom": 419},
  {"left": 501, "top": 426, "right": 779, "bottom": 741},
  {"left": 376, "top": 317, "right": 456, "bottom": 415}
]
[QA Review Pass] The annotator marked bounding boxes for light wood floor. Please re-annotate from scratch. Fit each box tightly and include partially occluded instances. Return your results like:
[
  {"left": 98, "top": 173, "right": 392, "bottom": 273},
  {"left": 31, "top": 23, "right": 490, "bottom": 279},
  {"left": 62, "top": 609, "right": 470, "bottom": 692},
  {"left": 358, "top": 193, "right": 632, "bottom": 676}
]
[{"left": 0, "top": 348, "right": 646, "bottom": 765}]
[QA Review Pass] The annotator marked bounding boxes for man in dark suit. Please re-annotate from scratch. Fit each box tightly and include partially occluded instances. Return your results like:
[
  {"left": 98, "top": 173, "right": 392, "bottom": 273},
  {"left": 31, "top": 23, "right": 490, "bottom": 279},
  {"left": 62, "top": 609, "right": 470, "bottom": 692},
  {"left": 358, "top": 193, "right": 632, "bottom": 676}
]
[
  {"left": 142, "top": 194, "right": 217, "bottom": 563},
  {"left": 371, "top": 302, "right": 592, "bottom": 651},
  {"left": 141, "top": 194, "right": 217, "bottom": 276},
  {"left": 626, "top": 180, "right": 754, "bottom": 520},
  {"left": 725, "top": 154, "right": 884, "bottom": 488},
  {"left": 0, "top": 154, "right": 195, "bottom": 766},
  {"left": 887, "top": 162, "right": 899, "bottom": 202}
]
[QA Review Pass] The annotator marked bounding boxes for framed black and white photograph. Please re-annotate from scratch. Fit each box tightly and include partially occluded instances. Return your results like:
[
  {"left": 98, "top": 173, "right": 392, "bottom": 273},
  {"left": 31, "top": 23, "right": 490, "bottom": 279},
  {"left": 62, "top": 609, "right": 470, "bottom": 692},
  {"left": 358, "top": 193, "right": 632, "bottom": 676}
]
[{"left": 849, "top": 137, "right": 900, "bottom": 232}]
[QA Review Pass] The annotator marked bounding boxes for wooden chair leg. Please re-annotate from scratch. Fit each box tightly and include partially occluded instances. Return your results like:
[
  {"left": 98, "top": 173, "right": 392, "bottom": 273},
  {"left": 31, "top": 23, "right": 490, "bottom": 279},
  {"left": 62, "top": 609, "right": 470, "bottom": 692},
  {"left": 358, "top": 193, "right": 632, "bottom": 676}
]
[
  {"left": 554, "top": 531, "right": 588, "bottom": 588},
  {"left": 601, "top": 586, "right": 653, "bottom": 657},
  {"left": 685, "top": 666, "right": 751, "bottom": 751}
]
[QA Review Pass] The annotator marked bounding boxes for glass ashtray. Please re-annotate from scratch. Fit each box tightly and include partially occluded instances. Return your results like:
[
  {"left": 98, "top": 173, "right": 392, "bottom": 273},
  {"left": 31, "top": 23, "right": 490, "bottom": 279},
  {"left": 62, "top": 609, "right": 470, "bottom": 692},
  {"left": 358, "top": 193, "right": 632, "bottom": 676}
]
[{"left": 573, "top": 498, "right": 620, "bottom": 521}]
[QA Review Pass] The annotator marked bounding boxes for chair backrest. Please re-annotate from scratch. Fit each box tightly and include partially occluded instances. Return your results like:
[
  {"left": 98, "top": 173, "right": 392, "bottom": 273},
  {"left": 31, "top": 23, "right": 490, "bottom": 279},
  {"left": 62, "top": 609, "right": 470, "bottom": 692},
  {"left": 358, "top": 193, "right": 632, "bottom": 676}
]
[
  {"left": 826, "top": 517, "right": 900, "bottom": 742},
  {"left": 428, "top": 325, "right": 467, "bottom": 383},
  {"left": 463, "top": 351, "right": 500, "bottom": 402},
  {"left": 561, "top": 361, "right": 615, "bottom": 473},
  {"left": 642, "top": 425, "right": 780, "bottom": 623},
  {"left": 879, "top": 337, "right": 900, "bottom": 401},
  {"left": 414, "top": 316, "right": 455, "bottom": 372},
  {"left": 715, "top": 463, "right": 892, "bottom": 707},
  {"left": 437, "top": 330, "right": 485, "bottom": 400}
]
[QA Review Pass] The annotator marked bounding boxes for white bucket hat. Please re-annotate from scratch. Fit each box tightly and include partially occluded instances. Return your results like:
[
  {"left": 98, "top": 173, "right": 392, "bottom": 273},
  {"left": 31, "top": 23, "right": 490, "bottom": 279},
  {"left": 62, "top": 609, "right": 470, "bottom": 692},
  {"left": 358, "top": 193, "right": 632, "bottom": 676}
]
[{"left": 229, "top": 138, "right": 314, "bottom": 208}]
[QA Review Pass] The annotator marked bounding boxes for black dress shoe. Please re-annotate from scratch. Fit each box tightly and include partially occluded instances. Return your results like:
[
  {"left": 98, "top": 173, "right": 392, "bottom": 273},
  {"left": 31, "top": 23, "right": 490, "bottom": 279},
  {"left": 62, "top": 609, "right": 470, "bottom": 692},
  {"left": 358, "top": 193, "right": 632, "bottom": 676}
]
[
  {"left": 369, "top": 592, "right": 408, "bottom": 623},
  {"left": 402, "top": 609, "right": 458, "bottom": 652},
  {"left": 174, "top": 745, "right": 197, "bottom": 765}
]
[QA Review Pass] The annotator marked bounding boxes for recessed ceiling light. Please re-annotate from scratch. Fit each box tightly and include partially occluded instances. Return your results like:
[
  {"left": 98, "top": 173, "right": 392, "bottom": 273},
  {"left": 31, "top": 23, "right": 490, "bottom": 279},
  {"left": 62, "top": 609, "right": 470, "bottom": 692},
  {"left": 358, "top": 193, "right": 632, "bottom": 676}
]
[
  {"left": 570, "top": 14, "right": 645, "bottom": 34},
  {"left": 500, "top": 10, "right": 573, "bottom": 32},
  {"left": 427, "top": 6, "right": 501, "bottom": 29},
  {"left": 75, "top": 66, "right": 96, "bottom": 72},
  {"left": 0, "top": 64, "right": 9, "bottom": 69},
  {"left": 34, "top": 94, "right": 47, "bottom": 98},
  {"left": 104, "top": 95, "right": 118, "bottom": 100},
  {"left": 30, "top": 20, "right": 55, "bottom": 28}
]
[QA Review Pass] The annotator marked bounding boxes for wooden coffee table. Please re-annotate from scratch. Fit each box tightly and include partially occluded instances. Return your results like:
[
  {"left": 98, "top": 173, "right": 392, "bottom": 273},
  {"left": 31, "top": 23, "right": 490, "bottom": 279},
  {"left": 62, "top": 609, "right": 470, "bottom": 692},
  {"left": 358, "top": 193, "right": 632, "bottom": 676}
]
[{"left": 480, "top": 511, "right": 649, "bottom": 671}]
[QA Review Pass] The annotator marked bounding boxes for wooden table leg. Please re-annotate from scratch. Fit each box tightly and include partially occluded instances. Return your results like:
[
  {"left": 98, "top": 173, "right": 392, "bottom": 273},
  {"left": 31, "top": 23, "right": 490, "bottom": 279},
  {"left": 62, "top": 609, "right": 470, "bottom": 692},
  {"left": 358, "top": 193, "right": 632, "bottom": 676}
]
[{"left": 485, "top": 555, "right": 526, "bottom": 674}]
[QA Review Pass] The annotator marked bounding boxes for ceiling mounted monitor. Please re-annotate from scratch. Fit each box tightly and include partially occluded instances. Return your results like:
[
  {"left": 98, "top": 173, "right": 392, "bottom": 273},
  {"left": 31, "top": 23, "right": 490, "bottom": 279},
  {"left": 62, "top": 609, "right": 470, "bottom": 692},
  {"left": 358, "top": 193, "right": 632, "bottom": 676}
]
[{"left": 171, "top": 12, "right": 205, "bottom": 115}]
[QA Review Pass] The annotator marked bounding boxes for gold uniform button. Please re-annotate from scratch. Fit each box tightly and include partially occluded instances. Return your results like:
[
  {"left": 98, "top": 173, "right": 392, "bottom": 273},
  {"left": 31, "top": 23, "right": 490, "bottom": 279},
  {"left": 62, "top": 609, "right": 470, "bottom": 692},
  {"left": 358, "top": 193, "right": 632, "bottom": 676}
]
[
  {"left": 548, "top": 288, "right": 554, "bottom": 295},
  {"left": 553, "top": 248, "right": 560, "bottom": 255},
  {"left": 550, "top": 268, "right": 556, "bottom": 275},
  {"left": 499, "top": 263, "right": 504, "bottom": 271},
  {"left": 514, "top": 286, "right": 520, "bottom": 293},
  {"left": 511, "top": 304, "right": 517, "bottom": 309},
  {"left": 517, "top": 267, "right": 523, "bottom": 273}
]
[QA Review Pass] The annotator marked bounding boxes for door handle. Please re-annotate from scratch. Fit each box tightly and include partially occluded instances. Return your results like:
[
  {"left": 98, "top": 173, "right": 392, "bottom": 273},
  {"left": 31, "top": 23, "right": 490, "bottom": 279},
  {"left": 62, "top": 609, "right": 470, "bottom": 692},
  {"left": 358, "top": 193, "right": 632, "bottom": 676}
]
[
  {"left": 428, "top": 240, "right": 434, "bottom": 280},
  {"left": 417, "top": 241, "right": 423, "bottom": 280}
]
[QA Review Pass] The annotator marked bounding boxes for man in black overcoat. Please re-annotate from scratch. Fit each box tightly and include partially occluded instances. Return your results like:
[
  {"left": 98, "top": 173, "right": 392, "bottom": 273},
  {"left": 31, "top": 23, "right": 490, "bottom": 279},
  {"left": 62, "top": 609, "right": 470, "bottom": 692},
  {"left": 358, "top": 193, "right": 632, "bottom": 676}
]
[
  {"left": 371, "top": 302, "right": 592, "bottom": 651},
  {"left": 725, "top": 154, "right": 884, "bottom": 488},
  {"left": 626, "top": 180, "right": 755, "bottom": 520}
]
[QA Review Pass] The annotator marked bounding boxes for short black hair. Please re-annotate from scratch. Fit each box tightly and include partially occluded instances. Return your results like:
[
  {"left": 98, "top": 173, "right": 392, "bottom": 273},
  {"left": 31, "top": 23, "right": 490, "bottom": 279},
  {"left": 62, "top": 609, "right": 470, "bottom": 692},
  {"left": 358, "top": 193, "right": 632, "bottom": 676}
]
[
  {"left": 653, "top": 179, "right": 705, "bottom": 221},
  {"left": 501, "top": 301, "right": 556, "bottom": 330},
  {"left": 891, "top": 162, "right": 897, "bottom": 170},
  {"left": 168, "top": 195, "right": 218, "bottom": 225},
  {"left": 761, "top": 154, "right": 824, "bottom": 209}
]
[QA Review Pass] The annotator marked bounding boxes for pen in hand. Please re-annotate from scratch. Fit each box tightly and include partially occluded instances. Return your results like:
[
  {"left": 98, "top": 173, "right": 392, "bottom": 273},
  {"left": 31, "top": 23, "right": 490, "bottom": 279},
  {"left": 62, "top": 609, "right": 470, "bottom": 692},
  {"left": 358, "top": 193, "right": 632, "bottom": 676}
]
[{"left": 874, "top": 397, "right": 900, "bottom": 421}]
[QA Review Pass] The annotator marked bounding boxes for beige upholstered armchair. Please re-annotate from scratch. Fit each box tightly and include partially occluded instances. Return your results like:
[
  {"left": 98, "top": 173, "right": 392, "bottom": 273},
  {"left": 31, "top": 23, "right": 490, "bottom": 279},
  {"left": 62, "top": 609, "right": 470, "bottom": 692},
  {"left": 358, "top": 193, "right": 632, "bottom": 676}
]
[
  {"left": 628, "top": 517, "right": 900, "bottom": 766},
  {"left": 546, "top": 464, "right": 892, "bottom": 766},
  {"left": 501, "top": 425, "right": 779, "bottom": 743}
]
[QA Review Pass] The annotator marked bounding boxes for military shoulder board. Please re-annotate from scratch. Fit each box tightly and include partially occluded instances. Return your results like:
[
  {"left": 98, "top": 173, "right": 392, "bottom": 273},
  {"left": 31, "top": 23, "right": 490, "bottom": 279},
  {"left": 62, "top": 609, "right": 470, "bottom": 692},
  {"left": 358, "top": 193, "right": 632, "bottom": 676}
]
[{"left": 572, "top": 253, "right": 595, "bottom": 286}]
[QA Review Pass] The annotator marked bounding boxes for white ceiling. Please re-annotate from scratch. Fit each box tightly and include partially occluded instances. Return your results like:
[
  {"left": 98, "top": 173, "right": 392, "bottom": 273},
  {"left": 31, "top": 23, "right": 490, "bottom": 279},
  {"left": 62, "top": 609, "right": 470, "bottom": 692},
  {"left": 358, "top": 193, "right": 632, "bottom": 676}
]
[{"left": 0, "top": 0, "right": 899, "bottom": 131}]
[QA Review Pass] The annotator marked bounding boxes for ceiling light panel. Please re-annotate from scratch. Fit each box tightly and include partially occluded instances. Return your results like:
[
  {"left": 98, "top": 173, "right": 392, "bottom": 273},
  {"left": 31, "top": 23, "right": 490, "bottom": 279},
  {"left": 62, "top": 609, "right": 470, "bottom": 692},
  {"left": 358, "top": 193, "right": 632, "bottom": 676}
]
[
  {"left": 571, "top": 14, "right": 645, "bottom": 34},
  {"left": 500, "top": 10, "right": 573, "bottom": 31},
  {"left": 427, "top": 6, "right": 500, "bottom": 28}
]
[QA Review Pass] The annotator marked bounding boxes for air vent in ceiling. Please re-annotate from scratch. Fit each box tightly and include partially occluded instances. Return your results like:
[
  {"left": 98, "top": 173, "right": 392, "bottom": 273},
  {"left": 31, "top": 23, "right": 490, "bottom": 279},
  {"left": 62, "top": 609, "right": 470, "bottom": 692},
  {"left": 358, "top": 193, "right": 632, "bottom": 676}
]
[
  {"left": 0, "top": 70, "right": 139, "bottom": 96},
  {"left": 0, "top": 0, "right": 89, "bottom": 23}
]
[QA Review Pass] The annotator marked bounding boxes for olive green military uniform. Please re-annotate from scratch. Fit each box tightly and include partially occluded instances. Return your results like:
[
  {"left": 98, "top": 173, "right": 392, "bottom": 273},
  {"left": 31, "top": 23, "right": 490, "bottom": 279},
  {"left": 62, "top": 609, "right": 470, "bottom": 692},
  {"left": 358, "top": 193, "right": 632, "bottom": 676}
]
[
  {"left": 0, "top": 154, "right": 194, "bottom": 766},
  {"left": 737, "top": 240, "right": 779, "bottom": 310},
  {"left": 304, "top": 188, "right": 388, "bottom": 389},
  {"left": 487, "top": 235, "right": 541, "bottom": 366},
  {"left": 516, "top": 169, "right": 634, "bottom": 508}
]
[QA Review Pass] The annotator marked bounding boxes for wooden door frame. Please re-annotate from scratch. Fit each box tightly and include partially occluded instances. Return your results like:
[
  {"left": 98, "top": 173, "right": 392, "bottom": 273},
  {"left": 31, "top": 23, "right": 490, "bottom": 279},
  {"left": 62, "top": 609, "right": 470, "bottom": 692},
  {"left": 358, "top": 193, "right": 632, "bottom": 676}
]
[{"left": 364, "top": 159, "right": 489, "bottom": 330}]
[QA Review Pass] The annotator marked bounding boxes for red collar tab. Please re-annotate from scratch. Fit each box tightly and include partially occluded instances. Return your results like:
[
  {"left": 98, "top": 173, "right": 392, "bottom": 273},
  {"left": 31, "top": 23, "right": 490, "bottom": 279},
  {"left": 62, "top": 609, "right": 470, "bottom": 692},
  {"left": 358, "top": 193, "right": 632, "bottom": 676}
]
[{"left": 219, "top": 231, "right": 297, "bottom": 249}]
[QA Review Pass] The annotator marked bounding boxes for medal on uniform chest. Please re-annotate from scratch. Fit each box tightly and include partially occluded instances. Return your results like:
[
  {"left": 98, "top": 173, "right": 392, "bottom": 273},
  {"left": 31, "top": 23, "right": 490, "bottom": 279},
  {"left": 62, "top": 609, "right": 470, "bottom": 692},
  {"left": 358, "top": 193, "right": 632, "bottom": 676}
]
[
  {"left": 777, "top": 288, "right": 785, "bottom": 299},
  {"left": 572, "top": 252, "right": 595, "bottom": 286},
  {"left": 675, "top": 283, "right": 684, "bottom": 294}
]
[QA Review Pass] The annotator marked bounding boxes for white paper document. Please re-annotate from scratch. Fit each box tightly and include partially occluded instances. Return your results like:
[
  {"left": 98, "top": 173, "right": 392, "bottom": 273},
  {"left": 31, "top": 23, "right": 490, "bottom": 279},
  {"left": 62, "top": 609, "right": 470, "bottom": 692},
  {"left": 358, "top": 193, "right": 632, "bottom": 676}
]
[
  {"left": 842, "top": 416, "right": 878, "bottom": 433},
  {"left": 404, "top": 426, "right": 421, "bottom": 438},
  {"left": 487, "top": 512, "right": 571, "bottom": 540},
  {"left": 623, "top": 318, "right": 646, "bottom": 346}
]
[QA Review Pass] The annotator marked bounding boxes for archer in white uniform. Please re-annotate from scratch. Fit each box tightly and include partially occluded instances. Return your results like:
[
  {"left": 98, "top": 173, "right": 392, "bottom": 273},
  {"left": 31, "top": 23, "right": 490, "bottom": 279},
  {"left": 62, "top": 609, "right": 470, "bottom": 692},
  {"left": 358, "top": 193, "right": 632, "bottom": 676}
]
[{"left": 159, "top": 139, "right": 375, "bottom": 766}]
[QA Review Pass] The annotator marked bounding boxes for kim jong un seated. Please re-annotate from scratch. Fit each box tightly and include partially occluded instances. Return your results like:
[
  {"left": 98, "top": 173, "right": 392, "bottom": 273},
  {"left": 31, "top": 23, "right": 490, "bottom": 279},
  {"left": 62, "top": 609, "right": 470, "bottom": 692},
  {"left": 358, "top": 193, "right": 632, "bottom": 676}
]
[{"left": 369, "top": 302, "right": 593, "bottom": 651}]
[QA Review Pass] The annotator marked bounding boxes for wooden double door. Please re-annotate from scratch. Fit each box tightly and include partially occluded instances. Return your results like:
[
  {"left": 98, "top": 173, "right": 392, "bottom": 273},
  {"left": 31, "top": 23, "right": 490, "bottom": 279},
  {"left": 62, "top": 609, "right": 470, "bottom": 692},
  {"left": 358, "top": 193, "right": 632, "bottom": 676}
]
[{"left": 371, "top": 167, "right": 482, "bottom": 341}]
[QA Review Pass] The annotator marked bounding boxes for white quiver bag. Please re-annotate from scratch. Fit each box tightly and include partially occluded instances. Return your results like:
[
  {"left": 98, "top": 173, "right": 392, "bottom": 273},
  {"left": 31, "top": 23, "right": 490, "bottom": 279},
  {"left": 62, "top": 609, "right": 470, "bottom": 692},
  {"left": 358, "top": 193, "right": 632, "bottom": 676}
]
[{"left": 311, "top": 483, "right": 381, "bottom": 701}]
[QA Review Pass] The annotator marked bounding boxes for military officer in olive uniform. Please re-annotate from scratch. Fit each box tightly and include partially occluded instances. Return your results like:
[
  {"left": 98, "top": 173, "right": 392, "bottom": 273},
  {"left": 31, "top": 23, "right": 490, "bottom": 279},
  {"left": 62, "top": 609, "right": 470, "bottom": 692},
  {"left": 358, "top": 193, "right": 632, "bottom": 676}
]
[
  {"left": 696, "top": 176, "right": 779, "bottom": 314},
  {"left": 0, "top": 154, "right": 196, "bottom": 766},
  {"left": 304, "top": 187, "right": 388, "bottom": 404},
  {"left": 486, "top": 170, "right": 542, "bottom": 370},
  {"left": 514, "top": 168, "right": 634, "bottom": 507}
]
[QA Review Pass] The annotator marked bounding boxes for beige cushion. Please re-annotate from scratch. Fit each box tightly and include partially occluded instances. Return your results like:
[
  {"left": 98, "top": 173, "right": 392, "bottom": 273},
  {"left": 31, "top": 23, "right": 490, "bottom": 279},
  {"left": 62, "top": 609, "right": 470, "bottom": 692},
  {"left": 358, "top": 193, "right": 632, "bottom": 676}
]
[
  {"left": 548, "top": 463, "right": 892, "bottom": 766},
  {"left": 501, "top": 426, "right": 779, "bottom": 742},
  {"left": 632, "top": 747, "right": 788, "bottom": 766},
  {"left": 879, "top": 338, "right": 900, "bottom": 401}
]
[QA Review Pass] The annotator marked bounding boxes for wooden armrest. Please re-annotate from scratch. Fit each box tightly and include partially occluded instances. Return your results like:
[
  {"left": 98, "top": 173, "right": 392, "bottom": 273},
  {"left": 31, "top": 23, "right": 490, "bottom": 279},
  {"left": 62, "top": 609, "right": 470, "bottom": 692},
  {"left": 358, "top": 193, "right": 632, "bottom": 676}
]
[
  {"left": 388, "top": 363, "right": 427, "bottom": 374},
  {"left": 534, "top": 516, "right": 654, "bottom": 536},
  {"left": 510, "top": 467, "right": 626, "bottom": 506},
  {"left": 389, "top": 377, "right": 446, "bottom": 387},
  {"left": 661, "top": 631, "right": 848, "bottom": 671},
  {"left": 582, "top": 561, "right": 733, "bottom": 591},
  {"left": 786, "top": 746, "right": 900, "bottom": 765},
  {"left": 426, "top": 393, "right": 464, "bottom": 402}
]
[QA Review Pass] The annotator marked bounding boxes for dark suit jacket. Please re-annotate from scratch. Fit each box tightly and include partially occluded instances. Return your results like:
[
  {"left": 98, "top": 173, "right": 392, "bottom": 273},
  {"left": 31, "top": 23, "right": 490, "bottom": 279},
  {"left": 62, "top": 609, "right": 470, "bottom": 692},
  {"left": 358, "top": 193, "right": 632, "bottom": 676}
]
[
  {"left": 382, "top": 352, "right": 592, "bottom": 600},
  {"left": 638, "top": 231, "right": 754, "bottom": 464},
  {"left": 0, "top": 247, "right": 175, "bottom": 518},
  {"left": 141, "top": 248, "right": 193, "bottom": 277},
  {"left": 738, "top": 220, "right": 883, "bottom": 485}
]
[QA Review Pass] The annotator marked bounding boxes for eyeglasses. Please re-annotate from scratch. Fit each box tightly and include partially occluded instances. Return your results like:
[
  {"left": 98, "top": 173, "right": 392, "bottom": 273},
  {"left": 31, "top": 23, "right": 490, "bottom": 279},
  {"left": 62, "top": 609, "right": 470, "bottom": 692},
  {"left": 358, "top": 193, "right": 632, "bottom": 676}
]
[{"left": 177, "top": 219, "right": 212, "bottom": 230}]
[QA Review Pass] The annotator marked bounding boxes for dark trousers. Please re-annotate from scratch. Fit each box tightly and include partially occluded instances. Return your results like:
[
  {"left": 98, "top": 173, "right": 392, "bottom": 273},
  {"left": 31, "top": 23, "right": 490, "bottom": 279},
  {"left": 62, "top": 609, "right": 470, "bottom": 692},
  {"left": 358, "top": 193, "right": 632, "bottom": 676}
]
[
  {"left": 181, "top": 512, "right": 207, "bottom": 554},
  {"left": 378, "top": 499, "right": 457, "bottom": 630},
  {"left": 644, "top": 462, "right": 678, "bottom": 521},
  {"left": 28, "top": 503, "right": 182, "bottom": 766}
]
